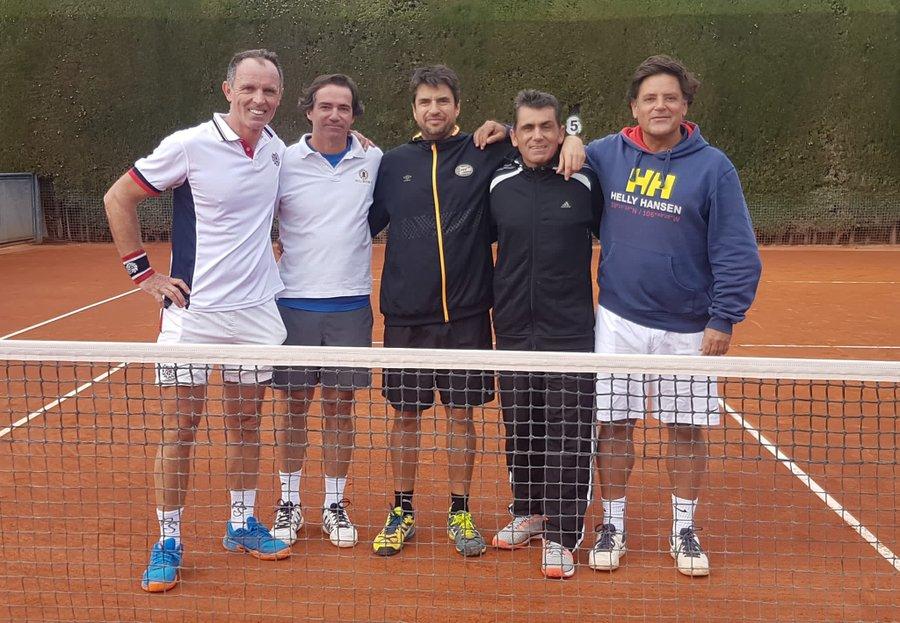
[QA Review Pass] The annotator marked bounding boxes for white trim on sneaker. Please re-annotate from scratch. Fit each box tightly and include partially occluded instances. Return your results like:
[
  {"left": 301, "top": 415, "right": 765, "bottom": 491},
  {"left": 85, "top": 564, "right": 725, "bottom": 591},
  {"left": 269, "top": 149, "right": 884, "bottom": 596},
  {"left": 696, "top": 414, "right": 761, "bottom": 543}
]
[
  {"left": 272, "top": 499, "right": 304, "bottom": 545},
  {"left": 670, "top": 527, "right": 710, "bottom": 577},
  {"left": 588, "top": 524, "right": 626, "bottom": 571},
  {"left": 322, "top": 501, "right": 358, "bottom": 548}
]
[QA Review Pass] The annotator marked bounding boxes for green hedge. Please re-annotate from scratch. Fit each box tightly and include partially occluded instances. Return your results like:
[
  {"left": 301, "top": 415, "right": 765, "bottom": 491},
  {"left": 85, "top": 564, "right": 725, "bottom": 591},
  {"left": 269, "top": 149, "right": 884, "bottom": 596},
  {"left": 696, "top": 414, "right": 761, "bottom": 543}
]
[{"left": 2, "top": 0, "right": 898, "bottom": 213}]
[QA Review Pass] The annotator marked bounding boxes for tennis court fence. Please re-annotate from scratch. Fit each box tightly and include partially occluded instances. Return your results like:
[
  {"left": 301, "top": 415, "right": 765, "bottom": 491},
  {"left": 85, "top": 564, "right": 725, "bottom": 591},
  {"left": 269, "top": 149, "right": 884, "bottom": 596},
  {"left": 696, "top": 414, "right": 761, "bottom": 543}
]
[
  {"left": 0, "top": 340, "right": 897, "bottom": 622},
  {"left": 36, "top": 183, "right": 900, "bottom": 246}
]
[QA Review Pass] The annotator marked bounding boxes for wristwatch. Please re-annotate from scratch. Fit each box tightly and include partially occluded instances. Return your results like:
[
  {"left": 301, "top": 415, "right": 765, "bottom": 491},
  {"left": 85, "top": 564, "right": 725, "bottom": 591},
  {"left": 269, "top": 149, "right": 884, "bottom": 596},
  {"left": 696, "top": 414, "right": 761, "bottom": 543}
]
[{"left": 565, "top": 104, "right": 582, "bottom": 137}]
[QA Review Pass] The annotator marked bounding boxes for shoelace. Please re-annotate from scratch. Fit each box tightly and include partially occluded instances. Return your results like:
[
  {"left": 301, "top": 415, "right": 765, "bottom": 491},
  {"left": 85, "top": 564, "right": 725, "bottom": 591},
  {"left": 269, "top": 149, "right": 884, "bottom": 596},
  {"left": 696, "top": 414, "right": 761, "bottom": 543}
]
[
  {"left": 327, "top": 499, "right": 352, "bottom": 528},
  {"left": 243, "top": 519, "right": 273, "bottom": 539},
  {"left": 450, "top": 512, "right": 476, "bottom": 538},
  {"left": 273, "top": 501, "right": 298, "bottom": 530},
  {"left": 510, "top": 515, "right": 537, "bottom": 532},
  {"left": 150, "top": 545, "right": 179, "bottom": 567},
  {"left": 594, "top": 523, "right": 618, "bottom": 550},
  {"left": 677, "top": 528, "right": 703, "bottom": 556},
  {"left": 383, "top": 508, "right": 408, "bottom": 535},
  {"left": 544, "top": 541, "right": 566, "bottom": 559}
]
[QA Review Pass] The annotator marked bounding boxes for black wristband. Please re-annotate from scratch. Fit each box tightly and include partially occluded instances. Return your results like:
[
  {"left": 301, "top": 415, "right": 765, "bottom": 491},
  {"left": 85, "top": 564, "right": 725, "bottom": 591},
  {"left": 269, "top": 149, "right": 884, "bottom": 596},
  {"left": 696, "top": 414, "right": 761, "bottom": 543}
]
[{"left": 122, "top": 249, "right": 154, "bottom": 284}]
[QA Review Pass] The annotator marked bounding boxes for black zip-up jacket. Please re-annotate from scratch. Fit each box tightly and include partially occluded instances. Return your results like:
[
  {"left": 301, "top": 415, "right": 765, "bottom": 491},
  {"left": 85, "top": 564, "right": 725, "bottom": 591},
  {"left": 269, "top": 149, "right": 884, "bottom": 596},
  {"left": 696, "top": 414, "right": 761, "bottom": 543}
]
[
  {"left": 489, "top": 157, "right": 602, "bottom": 351},
  {"left": 369, "top": 130, "right": 515, "bottom": 326}
]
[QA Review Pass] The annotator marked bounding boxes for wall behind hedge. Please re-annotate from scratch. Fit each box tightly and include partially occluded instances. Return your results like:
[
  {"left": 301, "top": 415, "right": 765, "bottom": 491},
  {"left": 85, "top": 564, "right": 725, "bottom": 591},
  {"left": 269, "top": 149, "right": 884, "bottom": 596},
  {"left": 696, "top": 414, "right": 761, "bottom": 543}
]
[{"left": 1, "top": 1, "right": 897, "bottom": 210}]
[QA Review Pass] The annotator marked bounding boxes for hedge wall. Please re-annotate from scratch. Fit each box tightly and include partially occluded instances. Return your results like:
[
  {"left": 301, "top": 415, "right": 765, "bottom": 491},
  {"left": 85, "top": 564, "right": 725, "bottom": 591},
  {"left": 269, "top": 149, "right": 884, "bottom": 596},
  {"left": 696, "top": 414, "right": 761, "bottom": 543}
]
[{"left": 1, "top": 0, "right": 897, "bottom": 238}]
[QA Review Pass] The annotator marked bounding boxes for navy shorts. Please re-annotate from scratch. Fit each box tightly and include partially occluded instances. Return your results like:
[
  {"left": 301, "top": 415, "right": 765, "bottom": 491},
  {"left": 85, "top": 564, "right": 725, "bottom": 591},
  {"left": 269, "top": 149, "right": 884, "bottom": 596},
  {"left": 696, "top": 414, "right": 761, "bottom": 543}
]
[{"left": 272, "top": 304, "right": 373, "bottom": 390}]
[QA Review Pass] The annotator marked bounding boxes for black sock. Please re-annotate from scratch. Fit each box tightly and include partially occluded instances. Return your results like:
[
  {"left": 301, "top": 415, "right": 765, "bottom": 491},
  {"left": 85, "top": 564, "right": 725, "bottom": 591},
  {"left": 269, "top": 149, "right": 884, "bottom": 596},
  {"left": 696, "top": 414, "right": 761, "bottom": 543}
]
[
  {"left": 394, "top": 490, "right": 414, "bottom": 515},
  {"left": 450, "top": 494, "right": 469, "bottom": 514}
]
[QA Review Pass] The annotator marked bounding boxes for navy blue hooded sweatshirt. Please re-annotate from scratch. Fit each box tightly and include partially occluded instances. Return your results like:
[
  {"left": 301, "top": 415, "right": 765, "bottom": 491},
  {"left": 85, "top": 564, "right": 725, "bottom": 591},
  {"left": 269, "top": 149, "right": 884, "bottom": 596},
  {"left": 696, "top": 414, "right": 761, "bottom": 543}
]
[{"left": 585, "top": 122, "right": 761, "bottom": 334}]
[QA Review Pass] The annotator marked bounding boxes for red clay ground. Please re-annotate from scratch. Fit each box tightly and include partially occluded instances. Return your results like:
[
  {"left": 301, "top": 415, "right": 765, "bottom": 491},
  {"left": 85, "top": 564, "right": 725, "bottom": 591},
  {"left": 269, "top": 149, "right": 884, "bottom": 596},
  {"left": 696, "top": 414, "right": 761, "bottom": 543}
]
[{"left": 0, "top": 243, "right": 897, "bottom": 622}]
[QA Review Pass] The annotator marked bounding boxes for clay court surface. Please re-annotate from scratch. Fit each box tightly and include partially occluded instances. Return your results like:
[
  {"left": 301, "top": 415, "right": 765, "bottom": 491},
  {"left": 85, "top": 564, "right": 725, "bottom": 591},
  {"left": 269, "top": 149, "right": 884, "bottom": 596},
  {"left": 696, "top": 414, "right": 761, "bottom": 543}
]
[{"left": 0, "top": 243, "right": 897, "bottom": 622}]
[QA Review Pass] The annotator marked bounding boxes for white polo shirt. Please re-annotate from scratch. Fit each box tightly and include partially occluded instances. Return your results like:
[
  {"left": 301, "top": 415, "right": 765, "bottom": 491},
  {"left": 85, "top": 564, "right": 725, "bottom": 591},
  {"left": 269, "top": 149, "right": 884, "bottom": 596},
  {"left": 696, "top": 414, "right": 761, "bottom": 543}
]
[
  {"left": 276, "top": 134, "right": 382, "bottom": 298},
  {"left": 131, "top": 113, "right": 285, "bottom": 312}
]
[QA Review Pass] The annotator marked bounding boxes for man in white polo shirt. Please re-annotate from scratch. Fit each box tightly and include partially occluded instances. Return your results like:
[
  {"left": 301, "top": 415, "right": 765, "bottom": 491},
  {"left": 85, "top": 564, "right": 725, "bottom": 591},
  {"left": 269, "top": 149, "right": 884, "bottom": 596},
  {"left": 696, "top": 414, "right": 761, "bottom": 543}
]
[
  {"left": 269, "top": 74, "right": 382, "bottom": 549},
  {"left": 103, "top": 49, "right": 292, "bottom": 594}
]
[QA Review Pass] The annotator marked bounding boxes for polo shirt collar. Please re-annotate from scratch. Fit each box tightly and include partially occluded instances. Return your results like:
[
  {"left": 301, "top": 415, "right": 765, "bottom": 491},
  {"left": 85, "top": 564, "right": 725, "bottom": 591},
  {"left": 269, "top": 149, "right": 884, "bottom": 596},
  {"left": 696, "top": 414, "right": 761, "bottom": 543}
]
[
  {"left": 297, "top": 133, "right": 365, "bottom": 160},
  {"left": 211, "top": 112, "right": 274, "bottom": 147}
]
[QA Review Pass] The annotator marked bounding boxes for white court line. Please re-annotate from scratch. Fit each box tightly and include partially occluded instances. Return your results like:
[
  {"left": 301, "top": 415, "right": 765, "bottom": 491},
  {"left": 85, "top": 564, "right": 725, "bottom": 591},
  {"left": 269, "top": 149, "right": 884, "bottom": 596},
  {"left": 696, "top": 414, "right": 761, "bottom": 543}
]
[
  {"left": 721, "top": 400, "right": 900, "bottom": 572},
  {"left": 0, "top": 289, "right": 139, "bottom": 340},
  {"left": 0, "top": 364, "right": 126, "bottom": 439},
  {"left": 741, "top": 344, "right": 900, "bottom": 350},
  {"left": 0, "top": 290, "right": 136, "bottom": 437}
]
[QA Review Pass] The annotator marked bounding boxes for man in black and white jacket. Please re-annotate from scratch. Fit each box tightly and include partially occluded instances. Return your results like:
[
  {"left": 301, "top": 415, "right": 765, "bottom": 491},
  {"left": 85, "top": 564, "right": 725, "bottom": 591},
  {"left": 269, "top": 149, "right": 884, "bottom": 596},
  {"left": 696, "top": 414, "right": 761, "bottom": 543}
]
[{"left": 488, "top": 89, "right": 602, "bottom": 579}]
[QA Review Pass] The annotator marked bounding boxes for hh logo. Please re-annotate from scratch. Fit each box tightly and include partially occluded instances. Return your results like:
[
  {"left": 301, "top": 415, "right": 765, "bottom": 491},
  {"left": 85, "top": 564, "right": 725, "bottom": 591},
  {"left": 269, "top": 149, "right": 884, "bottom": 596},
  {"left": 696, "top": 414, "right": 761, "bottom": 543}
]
[{"left": 626, "top": 168, "right": 676, "bottom": 199}]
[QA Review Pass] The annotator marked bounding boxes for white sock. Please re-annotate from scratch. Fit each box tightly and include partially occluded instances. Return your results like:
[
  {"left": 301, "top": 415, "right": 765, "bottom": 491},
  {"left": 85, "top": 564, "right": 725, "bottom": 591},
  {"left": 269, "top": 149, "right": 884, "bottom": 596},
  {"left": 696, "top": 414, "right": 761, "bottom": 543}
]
[
  {"left": 279, "top": 470, "right": 302, "bottom": 505},
  {"left": 229, "top": 490, "right": 257, "bottom": 530},
  {"left": 157, "top": 507, "right": 183, "bottom": 545},
  {"left": 602, "top": 497, "right": 626, "bottom": 533},
  {"left": 672, "top": 495, "right": 697, "bottom": 536},
  {"left": 323, "top": 476, "right": 346, "bottom": 508}
]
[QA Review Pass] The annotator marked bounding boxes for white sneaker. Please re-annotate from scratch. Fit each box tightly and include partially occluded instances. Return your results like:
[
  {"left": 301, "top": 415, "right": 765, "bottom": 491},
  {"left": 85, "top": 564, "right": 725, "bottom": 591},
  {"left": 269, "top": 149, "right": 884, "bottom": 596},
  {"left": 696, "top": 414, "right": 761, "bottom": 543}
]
[
  {"left": 492, "top": 514, "right": 544, "bottom": 550},
  {"left": 322, "top": 501, "right": 358, "bottom": 548},
  {"left": 670, "top": 527, "right": 710, "bottom": 577},
  {"left": 272, "top": 499, "right": 303, "bottom": 545},
  {"left": 541, "top": 539, "right": 575, "bottom": 579},
  {"left": 588, "top": 523, "right": 626, "bottom": 571}
]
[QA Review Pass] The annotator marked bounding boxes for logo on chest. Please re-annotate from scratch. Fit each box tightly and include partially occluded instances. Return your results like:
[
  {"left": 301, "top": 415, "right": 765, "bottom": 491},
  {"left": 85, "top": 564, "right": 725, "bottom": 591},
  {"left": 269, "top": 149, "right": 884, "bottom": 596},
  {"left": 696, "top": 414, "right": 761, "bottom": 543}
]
[
  {"left": 626, "top": 167, "right": 676, "bottom": 199},
  {"left": 356, "top": 169, "right": 371, "bottom": 184},
  {"left": 402, "top": 174, "right": 413, "bottom": 183},
  {"left": 271, "top": 153, "right": 280, "bottom": 166},
  {"left": 455, "top": 164, "right": 474, "bottom": 177}
]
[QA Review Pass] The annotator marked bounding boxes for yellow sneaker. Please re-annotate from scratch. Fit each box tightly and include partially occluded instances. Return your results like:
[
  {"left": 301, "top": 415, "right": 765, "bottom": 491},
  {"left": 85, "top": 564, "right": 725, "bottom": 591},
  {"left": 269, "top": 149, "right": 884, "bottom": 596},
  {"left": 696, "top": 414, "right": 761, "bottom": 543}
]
[{"left": 372, "top": 507, "right": 415, "bottom": 556}]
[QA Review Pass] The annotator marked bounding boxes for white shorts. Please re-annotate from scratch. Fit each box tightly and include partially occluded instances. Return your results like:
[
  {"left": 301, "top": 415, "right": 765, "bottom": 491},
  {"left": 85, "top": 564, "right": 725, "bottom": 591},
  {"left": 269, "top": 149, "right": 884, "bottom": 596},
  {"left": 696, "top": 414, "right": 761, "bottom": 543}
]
[
  {"left": 594, "top": 306, "right": 720, "bottom": 426},
  {"left": 156, "top": 299, "right": 287, "bottom": 385}
]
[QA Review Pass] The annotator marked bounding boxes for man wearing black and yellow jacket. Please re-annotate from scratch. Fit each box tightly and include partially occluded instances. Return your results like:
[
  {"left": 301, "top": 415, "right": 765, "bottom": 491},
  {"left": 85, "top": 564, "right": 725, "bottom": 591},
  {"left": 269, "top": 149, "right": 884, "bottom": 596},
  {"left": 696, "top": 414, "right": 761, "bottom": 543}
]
[
  {"left": 488, "top": 90, "right": 602, "bottom": 579},
  {"left": 368, "top": 65, "right": 585, "bottom": 558}
]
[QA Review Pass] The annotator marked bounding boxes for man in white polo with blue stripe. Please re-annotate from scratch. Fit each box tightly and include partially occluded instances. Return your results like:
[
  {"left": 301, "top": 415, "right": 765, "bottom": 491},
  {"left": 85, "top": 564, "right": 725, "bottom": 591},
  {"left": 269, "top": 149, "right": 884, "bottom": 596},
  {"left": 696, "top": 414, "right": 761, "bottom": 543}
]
[
  {"left": 103, "top": 49, "right": 292, "bottom": 593},
  {"left": 269, "top": 74, "right": 382, "bottom": 549}
]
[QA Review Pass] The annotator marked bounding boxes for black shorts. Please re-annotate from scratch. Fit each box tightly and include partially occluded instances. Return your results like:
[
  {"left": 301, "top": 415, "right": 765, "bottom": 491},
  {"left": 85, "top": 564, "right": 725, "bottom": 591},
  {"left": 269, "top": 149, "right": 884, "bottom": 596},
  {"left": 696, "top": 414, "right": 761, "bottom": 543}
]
[{"left": 382, "top": 311, "right": 495, "bottom": 412}]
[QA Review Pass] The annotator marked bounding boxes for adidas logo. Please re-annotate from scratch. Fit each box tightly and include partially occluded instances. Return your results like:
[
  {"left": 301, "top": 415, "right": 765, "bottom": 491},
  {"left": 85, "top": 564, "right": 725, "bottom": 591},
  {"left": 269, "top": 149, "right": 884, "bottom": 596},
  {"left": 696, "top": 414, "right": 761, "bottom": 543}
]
[{"left": 560, "top": 201, "right": 572, "bottom": 209}]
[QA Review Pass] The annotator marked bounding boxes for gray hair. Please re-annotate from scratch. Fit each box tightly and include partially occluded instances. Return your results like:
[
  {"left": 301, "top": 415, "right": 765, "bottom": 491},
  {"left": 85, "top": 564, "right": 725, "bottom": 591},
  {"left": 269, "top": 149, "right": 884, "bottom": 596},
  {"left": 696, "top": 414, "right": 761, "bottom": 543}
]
[
  {"left": 226, "top": 49, "right": 283, "bottom": 86},
  {"left": 513, "top": 89, "right": 561, "bottom": 126}
]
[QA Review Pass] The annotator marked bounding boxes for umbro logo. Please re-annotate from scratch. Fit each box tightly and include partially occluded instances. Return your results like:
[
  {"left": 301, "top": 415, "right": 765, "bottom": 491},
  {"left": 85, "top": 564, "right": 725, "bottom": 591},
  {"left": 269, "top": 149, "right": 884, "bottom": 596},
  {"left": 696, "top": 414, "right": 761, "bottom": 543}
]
[
  {"left": 560, "top": 201, "right": 572, "bottom": 209},
  {"left": 402, "top": 174, "right": 413, "bottom": 183}
]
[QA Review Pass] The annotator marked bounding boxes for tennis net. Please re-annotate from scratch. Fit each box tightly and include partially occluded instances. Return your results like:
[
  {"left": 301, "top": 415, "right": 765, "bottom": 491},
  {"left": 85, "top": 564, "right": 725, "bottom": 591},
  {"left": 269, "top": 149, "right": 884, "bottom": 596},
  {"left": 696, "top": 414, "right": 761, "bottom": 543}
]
[{"left": 0, "top": 340, "right": 897, "bottom": 623}]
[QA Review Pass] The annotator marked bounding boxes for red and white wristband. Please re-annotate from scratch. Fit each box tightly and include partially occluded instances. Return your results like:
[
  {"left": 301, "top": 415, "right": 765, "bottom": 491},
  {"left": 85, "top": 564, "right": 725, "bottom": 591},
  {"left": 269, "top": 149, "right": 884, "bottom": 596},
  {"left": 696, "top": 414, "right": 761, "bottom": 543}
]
[{"left": 122, "top": 249, "right": 155, "bottom": 284}]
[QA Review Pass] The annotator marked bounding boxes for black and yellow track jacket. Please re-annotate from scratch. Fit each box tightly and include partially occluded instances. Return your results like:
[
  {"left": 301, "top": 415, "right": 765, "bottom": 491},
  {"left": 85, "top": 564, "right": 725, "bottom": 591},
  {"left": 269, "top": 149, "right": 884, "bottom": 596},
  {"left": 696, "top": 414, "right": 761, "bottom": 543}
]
[
  {"left": 489, "top": 157, "right": 602, "bottom": 352},
  {"left": 369, "top": 129, "right": 515, "bottom": 327}
]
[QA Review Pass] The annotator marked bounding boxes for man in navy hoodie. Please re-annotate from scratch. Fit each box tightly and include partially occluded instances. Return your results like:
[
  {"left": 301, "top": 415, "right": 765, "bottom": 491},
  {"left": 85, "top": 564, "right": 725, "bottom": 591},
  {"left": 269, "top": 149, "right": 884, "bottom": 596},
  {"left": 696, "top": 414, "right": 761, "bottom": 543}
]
[{"left": 584, "top": 55, "right": 761, "bottom": 577}]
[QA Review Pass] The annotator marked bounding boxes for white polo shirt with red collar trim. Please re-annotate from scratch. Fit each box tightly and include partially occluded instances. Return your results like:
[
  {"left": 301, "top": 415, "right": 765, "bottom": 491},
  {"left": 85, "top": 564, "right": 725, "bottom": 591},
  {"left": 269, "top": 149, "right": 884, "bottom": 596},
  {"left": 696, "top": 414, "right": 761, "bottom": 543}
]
[
  {"left": 130, "top": 113, "right": 285, "bottom": 312},
  {"left": 275, "top": 134, "right": 382, "bottom": 298}
]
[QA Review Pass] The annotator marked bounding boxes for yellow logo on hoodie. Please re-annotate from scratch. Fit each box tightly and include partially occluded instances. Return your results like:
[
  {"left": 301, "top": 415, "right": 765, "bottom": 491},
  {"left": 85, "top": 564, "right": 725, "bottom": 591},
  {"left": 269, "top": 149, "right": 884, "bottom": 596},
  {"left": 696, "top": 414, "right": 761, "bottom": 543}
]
[{"left": 626, "top": 168, "right": 676, "bottom": 200}]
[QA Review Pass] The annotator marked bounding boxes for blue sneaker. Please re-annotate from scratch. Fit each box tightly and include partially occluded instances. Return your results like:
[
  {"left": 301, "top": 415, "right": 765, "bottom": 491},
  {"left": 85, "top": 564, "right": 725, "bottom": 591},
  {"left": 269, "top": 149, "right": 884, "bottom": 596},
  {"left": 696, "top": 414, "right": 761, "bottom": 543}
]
[
  {"left": 140, "top": 538, "right": 182, "bottom": 593},
  {"left": 222, "top": 516, "right": 292, "bottom": 560}
]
